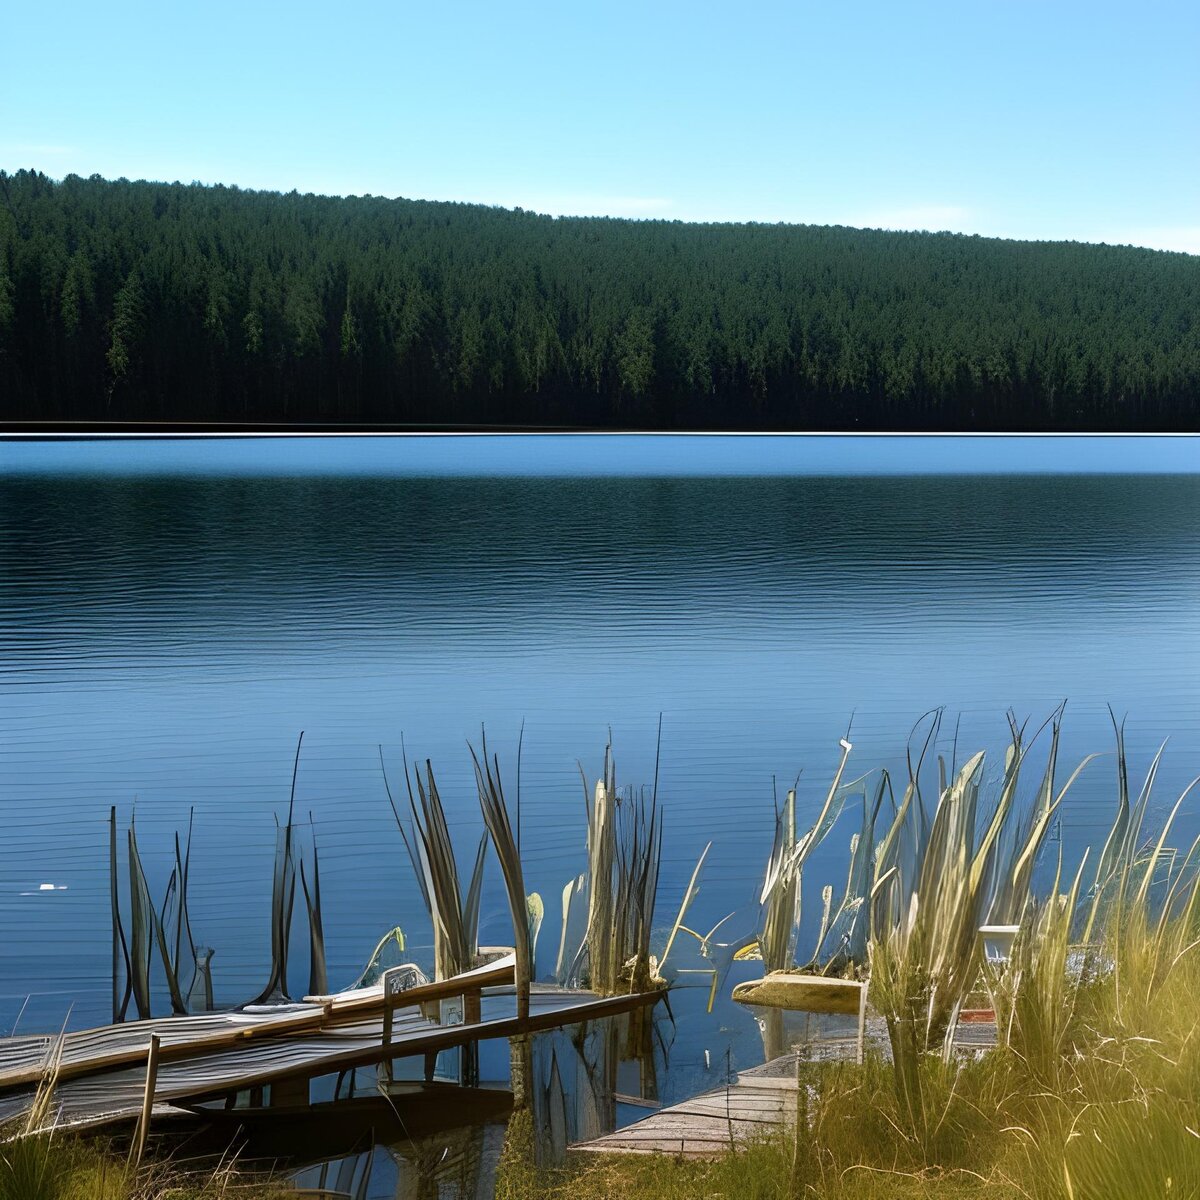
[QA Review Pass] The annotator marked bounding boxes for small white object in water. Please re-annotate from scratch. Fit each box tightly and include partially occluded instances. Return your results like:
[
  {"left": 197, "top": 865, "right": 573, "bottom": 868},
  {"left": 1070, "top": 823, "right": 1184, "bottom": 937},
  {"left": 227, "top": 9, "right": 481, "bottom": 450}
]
[
  {"left": 37, "top": 884, "right": 66, "bottom": 891},
  {"left": 704, "top": 1049, "right": 711, "bottom": 1070}
]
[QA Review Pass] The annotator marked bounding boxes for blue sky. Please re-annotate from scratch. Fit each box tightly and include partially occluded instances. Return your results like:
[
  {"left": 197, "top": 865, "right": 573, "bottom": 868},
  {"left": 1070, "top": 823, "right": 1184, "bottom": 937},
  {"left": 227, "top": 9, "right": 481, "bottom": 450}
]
[
  {"left": 2, "top": 436, "right": 1197, "bottom": 476},
  {"left": 2, "top": 1, "right": 1197, "bottom": 252}
]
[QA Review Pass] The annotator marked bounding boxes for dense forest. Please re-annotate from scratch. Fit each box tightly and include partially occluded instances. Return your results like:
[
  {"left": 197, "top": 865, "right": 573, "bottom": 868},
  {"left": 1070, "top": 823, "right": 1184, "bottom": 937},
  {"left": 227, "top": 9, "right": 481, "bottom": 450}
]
[{"left": 1, "top": 169, "right": 1197, "bottom": 428}]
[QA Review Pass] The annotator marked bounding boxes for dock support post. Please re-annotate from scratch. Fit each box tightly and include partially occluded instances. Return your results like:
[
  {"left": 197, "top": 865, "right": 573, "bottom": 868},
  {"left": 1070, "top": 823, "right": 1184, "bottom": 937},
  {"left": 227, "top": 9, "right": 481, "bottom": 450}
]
[
  {"left": 856, "top": 982, "right": 867, "bottom": 1065},
  {"left": 461, "top": 987, "right": 481, "bottom": 1087},
  {"left": 509, "top": 1032, "right": 532, "bottom": 1110},
  {"left": 129, "top": 1033, "right": 160, "bottom": 1170}
]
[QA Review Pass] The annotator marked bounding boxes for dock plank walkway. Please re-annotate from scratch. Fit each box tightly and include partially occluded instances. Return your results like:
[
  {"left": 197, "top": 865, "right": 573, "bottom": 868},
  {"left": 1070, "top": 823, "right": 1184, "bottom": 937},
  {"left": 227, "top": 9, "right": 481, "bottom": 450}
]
[
  {"left": 573, "top": 1017, "right": 997, "bottom": 1159},
  {"left": 0, "top": 973, "right": 662, "bottom": 1132},
  {"left": 0, "top": 958, "right": 516, "bottom": 1093}
]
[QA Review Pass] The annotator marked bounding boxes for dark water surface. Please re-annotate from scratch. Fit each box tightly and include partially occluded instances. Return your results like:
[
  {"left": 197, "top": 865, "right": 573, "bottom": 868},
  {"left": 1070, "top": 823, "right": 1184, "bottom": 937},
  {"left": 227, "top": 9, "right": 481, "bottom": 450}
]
[{"left": 2, "top": 462, "right": 1199, "bottom": 1112}]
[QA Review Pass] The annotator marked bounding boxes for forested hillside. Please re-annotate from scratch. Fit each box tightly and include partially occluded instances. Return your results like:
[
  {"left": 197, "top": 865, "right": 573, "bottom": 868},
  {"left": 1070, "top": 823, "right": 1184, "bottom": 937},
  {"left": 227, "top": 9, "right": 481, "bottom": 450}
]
[{"left": 1, "top": 170, "right": 1197, "bottom": 428}]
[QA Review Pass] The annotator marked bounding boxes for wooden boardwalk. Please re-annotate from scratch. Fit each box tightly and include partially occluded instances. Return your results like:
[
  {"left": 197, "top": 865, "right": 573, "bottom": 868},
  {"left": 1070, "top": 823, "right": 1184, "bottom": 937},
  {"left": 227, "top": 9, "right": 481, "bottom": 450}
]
[
  {"left": 573, "top": 1017, "right": 997, "bottom": 1159},
  {"left": 0, "top": 963, "right": 662, "bottom": 1132}
]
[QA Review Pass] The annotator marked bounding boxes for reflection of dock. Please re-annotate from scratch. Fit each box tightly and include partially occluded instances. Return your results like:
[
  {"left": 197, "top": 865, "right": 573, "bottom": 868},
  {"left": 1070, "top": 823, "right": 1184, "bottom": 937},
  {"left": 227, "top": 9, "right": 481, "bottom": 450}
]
[
  {"left": 0, "top": 959, "right": 661, "bottom": 1132},
  {"left": 573, "top": 1018, "right": 996, "bottom": 1159}
]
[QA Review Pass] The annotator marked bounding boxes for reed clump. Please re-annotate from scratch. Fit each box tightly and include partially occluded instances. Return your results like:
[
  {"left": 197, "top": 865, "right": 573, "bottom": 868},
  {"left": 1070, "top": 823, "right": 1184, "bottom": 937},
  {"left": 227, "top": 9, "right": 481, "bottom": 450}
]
[
  {"left": 519, "top": 713, "right": 1200, "bottom": 1199},
  {"left": 556, "top": 738, "right": 669, "bottom": 997},
  {"left": 383, "top": 747, "right": 488, "bottom": 983},
  {"left": 529, "top": 887, "right": 1200, "bottom": 1197}
]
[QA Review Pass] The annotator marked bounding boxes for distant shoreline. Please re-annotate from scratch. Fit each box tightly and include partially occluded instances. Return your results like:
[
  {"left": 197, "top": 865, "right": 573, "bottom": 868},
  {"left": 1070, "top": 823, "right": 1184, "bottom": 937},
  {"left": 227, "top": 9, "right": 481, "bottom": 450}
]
[
  {"left": 4, "top": 171, "right": 1198, "bottom": 432},
  {"left": 1, "top": 432, "right": 1197, "bottom": 477}
]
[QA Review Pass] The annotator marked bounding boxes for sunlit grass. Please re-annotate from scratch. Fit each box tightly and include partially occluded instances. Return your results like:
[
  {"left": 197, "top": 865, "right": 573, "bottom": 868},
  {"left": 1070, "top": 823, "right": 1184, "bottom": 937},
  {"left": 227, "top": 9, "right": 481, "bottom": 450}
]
[{"left": 508, "top": 716, "right": 1200, "bottom": 1200}]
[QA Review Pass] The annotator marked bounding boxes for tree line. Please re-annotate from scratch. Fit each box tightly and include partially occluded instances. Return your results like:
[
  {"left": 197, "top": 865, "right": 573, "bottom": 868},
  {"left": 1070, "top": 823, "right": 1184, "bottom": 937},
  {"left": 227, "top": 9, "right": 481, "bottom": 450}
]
[{"left": 1, "top": 169, "right": 1197, "bottom": 428}]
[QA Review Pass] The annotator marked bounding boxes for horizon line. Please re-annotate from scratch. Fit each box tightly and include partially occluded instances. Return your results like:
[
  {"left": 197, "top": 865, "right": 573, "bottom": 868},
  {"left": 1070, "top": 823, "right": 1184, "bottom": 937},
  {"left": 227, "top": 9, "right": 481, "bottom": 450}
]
[{"left": 5, "top": 166, "right": 1194, "bottom": 257}]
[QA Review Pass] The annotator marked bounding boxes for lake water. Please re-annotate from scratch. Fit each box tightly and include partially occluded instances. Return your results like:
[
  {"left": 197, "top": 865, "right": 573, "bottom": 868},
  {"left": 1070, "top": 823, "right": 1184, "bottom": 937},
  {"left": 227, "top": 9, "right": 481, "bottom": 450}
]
[{"left": 2, "top": 440, "right": 1199, "bottom": 1116}]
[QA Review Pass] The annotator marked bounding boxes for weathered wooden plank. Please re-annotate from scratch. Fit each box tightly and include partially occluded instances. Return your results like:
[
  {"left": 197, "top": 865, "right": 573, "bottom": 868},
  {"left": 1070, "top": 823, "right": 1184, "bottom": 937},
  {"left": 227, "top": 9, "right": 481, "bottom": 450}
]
[
  {"left": 0, "top": 984, "right": 663, "bottom": 1132},
  {"left": 0, "top": 962, "right": 519, "bottom": 1092}
]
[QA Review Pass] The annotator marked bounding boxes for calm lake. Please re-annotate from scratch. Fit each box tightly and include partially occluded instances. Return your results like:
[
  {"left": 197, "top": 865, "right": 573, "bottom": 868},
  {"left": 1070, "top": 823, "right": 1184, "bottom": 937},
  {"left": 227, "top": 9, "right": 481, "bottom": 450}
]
[{"left": 2, "top": 437, "right": 1199, "bottom": 1119}]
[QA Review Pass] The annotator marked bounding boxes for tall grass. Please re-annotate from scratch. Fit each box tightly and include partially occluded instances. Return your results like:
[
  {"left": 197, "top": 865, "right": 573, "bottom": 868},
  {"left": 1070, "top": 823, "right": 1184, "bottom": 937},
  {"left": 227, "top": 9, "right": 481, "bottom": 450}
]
[
  {"left": 517, "top": 715, "right": 1200, "bottom": 1200},
  {"left": 526, "top": 852, "right": 1200, "bottom": 1198},
  {"left": 0, "top": 1136, "right": 303, "bottom": 1200},
  {"left": 985, "top": 854, "right": 1089, "bottom": 1088},
  {"left": 381, "top": 744, "right": 487, "bottom": 982},
  {"left": 866, "top": 711, "right": 1099, "bottom": 1135}
]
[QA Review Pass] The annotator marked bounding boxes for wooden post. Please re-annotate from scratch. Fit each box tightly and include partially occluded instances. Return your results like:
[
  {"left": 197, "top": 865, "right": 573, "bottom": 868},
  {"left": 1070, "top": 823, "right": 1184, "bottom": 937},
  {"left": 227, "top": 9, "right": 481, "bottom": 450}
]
[
  {"left": 464, "top": 987, "right": 481, "bottom": 1025},
  {"left": 461, "top": 988, "right": 481, "bottom": 1087},
  {"left": 129, "top": 1034, "right": 160, "bottom": 1169},
  {"left": 509, "top": 921, "right": 533, "bottom": 1110},
  {"left": 509, "top": 1033, "right": 532, "bottom": 1110},
  {"left": 856, "top": 981, "right": 868, "bottom": 1065}
]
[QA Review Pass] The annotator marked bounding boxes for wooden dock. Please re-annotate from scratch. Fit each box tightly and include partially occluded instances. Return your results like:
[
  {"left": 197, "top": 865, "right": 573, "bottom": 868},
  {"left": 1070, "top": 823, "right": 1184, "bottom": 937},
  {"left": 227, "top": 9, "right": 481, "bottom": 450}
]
[
  {"left": 572, "top": 1017, "right": 997, "bottom": 1159},
  {"left": 0, "top": 960, "right": 662, "bottom": 1133}
]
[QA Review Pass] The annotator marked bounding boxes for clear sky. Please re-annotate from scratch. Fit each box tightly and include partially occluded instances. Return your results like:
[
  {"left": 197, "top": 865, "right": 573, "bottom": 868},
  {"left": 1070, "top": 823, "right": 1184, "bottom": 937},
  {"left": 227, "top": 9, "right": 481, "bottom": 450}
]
[
  {"left": 2, "top": 1, "right": 1197, "bottom": 252},
  {"left": 2, "top": 436, "right": 1197, "bottom": 476}
]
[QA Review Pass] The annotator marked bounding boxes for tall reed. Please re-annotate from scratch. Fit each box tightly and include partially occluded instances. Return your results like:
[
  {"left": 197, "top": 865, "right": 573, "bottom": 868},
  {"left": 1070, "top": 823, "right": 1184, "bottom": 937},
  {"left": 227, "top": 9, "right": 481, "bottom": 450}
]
[
  {"left": 381, "top": 743, "right": 487, "bottom": 981},
  {"left": 110, "top": 807, "right": 199, "bottom": 1019},
  {"left": 566, "top": 741, "right": 664, "bottom": 996},
  {"left": 251, "top": 733, "right": 325, "bottom": 1003},
  {"left": 471, "top": 737, "right": 536, "bottom": 1110},
  {"left": 758, "top": 738, "right": 855, "bottom": 974}
]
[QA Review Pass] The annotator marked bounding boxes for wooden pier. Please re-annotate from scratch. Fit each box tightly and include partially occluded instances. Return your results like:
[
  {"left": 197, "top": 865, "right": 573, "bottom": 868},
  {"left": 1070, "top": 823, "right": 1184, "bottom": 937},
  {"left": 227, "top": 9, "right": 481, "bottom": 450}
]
[
  {"left": 572, "top": 1017, "right": 997, "bottom": 1159},
  {"left": 0, "top": 959, "right": 663, "bottom": 1133}
]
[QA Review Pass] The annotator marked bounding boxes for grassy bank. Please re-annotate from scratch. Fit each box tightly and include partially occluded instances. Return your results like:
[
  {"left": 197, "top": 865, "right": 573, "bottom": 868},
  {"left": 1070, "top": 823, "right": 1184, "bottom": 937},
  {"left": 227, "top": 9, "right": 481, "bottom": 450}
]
[
  {"left": 500, "top": 908, "right": 1200, "bottom": 1198},
  {"left": 496, "top": 723, "right": 1200, "bottom": 1199},
  {"left": 0, "top": 1134, "right": 301, "bottom": 1200}
]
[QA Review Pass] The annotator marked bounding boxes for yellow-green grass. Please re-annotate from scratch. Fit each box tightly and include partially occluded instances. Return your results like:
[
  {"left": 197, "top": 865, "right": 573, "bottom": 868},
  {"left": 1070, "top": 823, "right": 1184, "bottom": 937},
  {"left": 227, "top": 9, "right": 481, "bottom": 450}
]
[
  {"left": 0, "top": 1135, "right": 301, "bottom": 1200},
  {"left": 501, "top": 877, "right": 1200, "bottom": 1200}
]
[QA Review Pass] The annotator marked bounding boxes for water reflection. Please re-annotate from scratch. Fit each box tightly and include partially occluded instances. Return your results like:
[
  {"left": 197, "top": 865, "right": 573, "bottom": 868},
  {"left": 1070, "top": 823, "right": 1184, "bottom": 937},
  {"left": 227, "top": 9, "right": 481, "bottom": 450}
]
[{"left": 293, "top": 1127, "right": 505, "bottom": 1200}]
